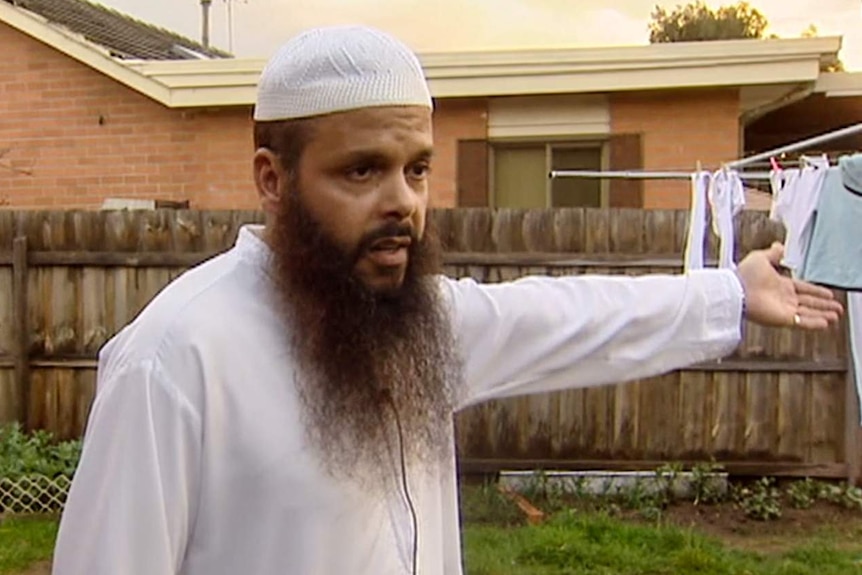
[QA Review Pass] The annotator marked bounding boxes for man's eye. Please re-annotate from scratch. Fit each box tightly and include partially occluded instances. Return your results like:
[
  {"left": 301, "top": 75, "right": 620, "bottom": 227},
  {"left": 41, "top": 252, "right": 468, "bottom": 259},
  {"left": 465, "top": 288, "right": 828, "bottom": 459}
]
[
  {"left": 348, "top": 166, "right": 374, "bottom": 180},
  {"left": 410, "top": 163, "right": 430, "bottom": 178}
]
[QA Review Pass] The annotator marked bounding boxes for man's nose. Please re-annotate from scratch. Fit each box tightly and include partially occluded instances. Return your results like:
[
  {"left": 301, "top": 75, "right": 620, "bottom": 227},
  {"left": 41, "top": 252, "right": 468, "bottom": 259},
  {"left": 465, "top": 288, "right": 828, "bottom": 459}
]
[{"left": 379, "top": 172, "right": 419, "bottom": 221}]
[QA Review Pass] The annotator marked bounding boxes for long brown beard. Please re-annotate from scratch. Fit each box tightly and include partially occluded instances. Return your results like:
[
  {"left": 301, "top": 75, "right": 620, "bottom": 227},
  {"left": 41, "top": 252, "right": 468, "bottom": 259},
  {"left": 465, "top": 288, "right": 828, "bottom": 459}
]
[{"left": 269, "top": 187, "right": 461, "bottom": 482}]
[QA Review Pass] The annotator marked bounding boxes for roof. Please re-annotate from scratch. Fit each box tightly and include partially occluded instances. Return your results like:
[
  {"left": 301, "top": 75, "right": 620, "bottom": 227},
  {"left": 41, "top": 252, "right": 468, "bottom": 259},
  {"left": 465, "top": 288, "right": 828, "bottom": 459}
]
[
  {"left": 815, "top": 72, "right": 862, "bottom": 97},
  {"left": 3, "top": 0, "right": 231, "bottom": 60},
  {"left": 0, "top": 0, "right": 843, "bottom": 112},
  {"left": 125, "top": 36, "right": 843, "bottom": 109}
]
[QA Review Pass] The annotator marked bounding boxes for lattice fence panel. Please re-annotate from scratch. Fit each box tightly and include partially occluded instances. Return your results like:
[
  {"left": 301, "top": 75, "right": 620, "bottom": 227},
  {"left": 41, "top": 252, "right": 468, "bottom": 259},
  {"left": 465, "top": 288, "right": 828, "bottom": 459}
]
[{"left": 0, "top": 474, "right": 71, "bottom": 513}]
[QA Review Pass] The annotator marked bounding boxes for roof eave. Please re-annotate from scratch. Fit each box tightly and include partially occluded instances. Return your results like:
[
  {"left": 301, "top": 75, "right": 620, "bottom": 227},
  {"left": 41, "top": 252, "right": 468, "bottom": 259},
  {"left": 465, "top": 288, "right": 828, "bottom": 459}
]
[
  {"left": 138, "top": 38, "right": 838, "bottom": 107},
  {"left": 418, "top": 37, "right": 838, "bottom": 98},
  {"left": 815, "top": 72, "right": 862, "bottom": 98},
  {"left": 417, "top": 36, "right": 842, "bottom": 69},
  {"left": 425, "top": 58, "right": 824, "bottom": 98},
  {"left": 1, "top": 0, "right": 173, "bottom": 105}
]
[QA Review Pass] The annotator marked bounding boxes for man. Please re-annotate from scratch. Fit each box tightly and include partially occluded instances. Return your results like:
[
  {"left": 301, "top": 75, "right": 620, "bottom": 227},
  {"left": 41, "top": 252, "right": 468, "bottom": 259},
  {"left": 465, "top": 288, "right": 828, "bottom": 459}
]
[{"left": 52, "top": 25, "right": 842, "bottom": 575}]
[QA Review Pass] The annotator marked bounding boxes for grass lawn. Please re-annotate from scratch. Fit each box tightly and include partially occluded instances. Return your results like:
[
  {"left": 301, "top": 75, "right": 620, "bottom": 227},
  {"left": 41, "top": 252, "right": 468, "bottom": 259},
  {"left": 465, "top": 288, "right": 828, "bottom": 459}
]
[
  {"left": 0, "top": 515, "right": 58, "bottom": 575},
  {"left": 4, "top": 481, "right": 862, "bottom": 574},
  {"left": 459, "top": 479, "right": 862, "bottom": 575},
  {"left": 463, "top": 509, "right": 862, "bottom": 574}
]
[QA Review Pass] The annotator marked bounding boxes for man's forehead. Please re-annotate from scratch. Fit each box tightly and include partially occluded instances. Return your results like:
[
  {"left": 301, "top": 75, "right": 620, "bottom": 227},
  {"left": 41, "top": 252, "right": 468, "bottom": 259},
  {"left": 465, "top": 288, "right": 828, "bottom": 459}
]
[{"left": 305, "top": 106, "right": 434, "bottom": 153}]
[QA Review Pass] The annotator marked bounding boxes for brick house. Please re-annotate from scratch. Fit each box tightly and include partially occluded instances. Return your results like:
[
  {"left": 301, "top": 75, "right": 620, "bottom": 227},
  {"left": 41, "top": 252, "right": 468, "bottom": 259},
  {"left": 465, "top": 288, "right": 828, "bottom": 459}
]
[{"left": 0, "top": 0, "right": 846, "bottom": 211}]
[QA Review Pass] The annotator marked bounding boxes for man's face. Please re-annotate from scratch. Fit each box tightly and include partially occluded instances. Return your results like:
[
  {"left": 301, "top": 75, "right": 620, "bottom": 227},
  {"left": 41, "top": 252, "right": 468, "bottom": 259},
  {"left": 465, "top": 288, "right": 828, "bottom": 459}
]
[
  {"left": 255, "top": 106, "right": 456, "bottom": 479},
  {"left": 289, "top": 106, "right": 432, "bottom": 293}
]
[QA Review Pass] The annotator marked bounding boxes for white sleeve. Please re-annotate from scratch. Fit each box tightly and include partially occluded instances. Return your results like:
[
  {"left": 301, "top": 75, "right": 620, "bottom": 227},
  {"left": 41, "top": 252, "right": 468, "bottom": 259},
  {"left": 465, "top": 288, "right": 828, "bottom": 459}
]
[
  {"left": 52, "top": 358, "right": 202, "bottom": 575},
  {"left": 442, "top": 269, "right": 744, "bottom": 410}
]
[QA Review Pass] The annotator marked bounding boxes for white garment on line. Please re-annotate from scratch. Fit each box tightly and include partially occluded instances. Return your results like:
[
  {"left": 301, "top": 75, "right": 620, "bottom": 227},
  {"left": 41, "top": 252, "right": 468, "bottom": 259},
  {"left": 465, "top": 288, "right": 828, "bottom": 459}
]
[
  {"left": 51, "top": 225, "right": 745, "bottom": 575},
  {"left": 684, "top": 170, "right": 711, "bottom": 271},
  {"left": 707, "top": 168, "right": 746, "bottom": 269},
  {"left": 768, "top": 155, "right": 830, "bottom": 276},
  {"left": 769, "top": 167, "right": 795, "bottom": 222}
]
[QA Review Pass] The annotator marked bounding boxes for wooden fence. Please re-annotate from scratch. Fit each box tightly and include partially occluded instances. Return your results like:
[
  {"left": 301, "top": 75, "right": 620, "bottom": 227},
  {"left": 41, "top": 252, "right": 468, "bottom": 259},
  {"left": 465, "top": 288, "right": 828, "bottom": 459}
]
[{"left": 0, "top": 208, "right": 858, "bottom": 481}]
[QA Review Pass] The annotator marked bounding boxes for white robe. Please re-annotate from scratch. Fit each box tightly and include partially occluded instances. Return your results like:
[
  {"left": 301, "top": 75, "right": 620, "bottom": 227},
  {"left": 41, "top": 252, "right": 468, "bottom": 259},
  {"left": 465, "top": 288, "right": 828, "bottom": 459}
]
[{"left": 51, "top": 225, "right": 744, "bottom": 575}]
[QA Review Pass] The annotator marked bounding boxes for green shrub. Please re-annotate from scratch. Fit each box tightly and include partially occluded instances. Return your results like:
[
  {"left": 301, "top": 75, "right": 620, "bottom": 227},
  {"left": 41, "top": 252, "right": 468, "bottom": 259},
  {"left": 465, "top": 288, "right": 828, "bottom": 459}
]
[
  {"left": 690, "top": 460, "right": 728, "bottom": 505},
  {"left": 734, "top": 477, "right": 782, "bottom": 521},
  {"left": 821, "top": 482, "right": 862, "bottom": 511},
  {"left": 0, "top": 424, "right": 81, "bottom": 480},
  {"left": 0, "top": 424, "right": 82, "bottom": 513},
  {"left": 786, "top": 478, "right": 823, "bottom": 510}
]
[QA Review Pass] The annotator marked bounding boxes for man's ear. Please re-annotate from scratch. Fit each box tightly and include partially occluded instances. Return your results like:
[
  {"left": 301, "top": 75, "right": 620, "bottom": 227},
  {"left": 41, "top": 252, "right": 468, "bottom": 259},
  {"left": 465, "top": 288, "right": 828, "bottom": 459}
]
[{"left": 253, "top": 148, "right": 287, "bottom": 214}]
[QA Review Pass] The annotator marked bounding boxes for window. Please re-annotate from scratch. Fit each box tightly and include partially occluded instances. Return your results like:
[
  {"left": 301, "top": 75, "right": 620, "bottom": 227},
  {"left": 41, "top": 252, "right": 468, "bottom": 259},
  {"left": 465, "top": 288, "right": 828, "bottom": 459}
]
[
  {"left": 491, "top": 142, "right": 606, "bottom": 209},
  {"left": 456, "top": 135, "right": 641, "bottom": 209}
]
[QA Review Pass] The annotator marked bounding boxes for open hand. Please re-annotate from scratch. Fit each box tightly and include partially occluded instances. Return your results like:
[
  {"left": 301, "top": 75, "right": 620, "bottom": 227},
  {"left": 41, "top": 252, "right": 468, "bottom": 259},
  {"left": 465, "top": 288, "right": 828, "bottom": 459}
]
[{"left": 736, "top": 243, "right": 844, "bottom": 329}]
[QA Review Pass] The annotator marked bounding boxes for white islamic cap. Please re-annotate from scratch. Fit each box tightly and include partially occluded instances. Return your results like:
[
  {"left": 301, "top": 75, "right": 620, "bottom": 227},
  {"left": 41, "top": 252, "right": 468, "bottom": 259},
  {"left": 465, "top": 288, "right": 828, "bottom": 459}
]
[{"left": 253, "top": 25, "right": 433, "bottom": 122}]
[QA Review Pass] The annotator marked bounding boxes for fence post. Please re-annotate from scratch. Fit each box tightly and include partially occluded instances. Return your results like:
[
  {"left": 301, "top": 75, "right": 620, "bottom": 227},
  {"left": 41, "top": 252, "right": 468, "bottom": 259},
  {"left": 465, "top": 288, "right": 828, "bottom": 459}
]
[{"left": 12, "top": 236, "right": 30, "bottom": 432}]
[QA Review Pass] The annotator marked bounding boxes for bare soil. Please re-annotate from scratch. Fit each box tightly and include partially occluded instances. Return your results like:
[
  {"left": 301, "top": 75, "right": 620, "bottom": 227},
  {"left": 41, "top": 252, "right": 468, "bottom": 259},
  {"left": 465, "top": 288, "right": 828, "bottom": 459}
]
[
  {"left": 646, "top": 500, "right": 862, "bottom": 552},
  {"left": 13, "top": 561, "right": 50, "bottom": 575}
]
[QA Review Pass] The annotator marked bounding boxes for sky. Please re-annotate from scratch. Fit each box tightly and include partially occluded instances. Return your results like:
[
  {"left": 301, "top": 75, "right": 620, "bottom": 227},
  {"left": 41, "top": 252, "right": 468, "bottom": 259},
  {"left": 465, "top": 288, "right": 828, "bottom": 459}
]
[{"left": 97, "top": 0, "right": 861, "bottom": 70}]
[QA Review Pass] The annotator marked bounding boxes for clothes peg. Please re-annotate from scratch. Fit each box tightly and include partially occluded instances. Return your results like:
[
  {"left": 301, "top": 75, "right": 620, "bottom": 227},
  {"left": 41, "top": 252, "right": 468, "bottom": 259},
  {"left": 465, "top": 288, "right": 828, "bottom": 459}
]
[{"left": 770, "top": 157, "right": 781, "bottom": 171}]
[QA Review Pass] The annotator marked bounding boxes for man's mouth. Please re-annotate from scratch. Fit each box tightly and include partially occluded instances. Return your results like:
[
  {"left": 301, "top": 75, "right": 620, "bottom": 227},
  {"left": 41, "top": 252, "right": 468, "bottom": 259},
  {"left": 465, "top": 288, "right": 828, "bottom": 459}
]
[{"left": 365, "top": 236, "right": 411, "bottom": 267}]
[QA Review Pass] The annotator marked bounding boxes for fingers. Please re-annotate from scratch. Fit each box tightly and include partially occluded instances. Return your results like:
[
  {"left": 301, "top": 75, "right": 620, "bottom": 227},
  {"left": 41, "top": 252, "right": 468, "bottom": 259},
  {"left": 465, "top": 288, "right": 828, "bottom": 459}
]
[
  {"left": 797, "top": 305, "right": 841, "bottom": 327},
  {"left": 794, "top": 286, "right": 844, "bottom": 329},
  {"left": 797, "top": 293, "right": 845, "bottom": 314},
  {"left": 793, "top": 279, "right": 838, "bottom": 300},
  {"left": 795, "top": 314, "right": 831, "bottom": 330},
  {"left": 793, "top": 280, "right": 845, "bottom": 323}
]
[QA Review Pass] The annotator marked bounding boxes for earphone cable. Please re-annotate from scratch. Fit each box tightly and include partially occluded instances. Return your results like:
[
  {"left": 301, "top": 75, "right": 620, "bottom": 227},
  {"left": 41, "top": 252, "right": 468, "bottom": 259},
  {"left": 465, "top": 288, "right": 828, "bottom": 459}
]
[{"left": 383, "top": 392, "right": 419, "bottom": 575}]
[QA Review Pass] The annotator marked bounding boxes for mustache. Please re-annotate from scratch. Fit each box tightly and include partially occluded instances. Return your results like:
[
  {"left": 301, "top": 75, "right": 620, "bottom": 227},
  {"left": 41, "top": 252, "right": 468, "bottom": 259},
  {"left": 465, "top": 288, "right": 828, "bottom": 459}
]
[{"left": 355, "top": 221, "right": 417, "bottom": 256}]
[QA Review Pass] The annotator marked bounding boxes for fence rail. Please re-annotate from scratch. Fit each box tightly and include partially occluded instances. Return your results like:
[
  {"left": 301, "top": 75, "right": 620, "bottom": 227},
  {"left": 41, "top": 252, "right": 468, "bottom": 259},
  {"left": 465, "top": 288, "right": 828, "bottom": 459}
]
[{"left": 0, "top": 208, "right": 858, "bottom": 481}]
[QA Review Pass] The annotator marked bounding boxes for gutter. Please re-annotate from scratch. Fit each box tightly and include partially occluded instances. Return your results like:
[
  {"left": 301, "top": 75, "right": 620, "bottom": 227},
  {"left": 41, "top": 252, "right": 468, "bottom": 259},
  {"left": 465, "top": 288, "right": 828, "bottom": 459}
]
[{"left": 740, "top": 82, "right": 816, "bottom": 126}]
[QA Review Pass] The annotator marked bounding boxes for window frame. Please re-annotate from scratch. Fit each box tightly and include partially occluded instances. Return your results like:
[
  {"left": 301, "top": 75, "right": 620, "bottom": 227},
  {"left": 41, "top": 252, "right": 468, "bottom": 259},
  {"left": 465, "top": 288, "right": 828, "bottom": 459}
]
[{"left": 488, "top": 136, "right": 610, "bottom": 209}]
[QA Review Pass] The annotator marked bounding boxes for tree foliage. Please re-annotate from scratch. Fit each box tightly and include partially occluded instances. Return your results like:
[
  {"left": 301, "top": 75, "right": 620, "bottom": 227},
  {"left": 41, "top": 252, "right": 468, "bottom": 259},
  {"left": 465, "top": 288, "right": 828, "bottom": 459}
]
[
  {"left": 648, "top": 1, "right": 769, "bottom": 43},
  {"left": 648, "top": 2, "right": 843, "bottom": 72}
]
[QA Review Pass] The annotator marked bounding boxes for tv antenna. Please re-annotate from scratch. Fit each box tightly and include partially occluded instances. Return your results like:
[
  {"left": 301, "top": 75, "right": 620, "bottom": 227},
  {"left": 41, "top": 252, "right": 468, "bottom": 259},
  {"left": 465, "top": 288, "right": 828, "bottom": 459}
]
[{"left": 223, "top": 0, "right": 248, "bottom": 53}]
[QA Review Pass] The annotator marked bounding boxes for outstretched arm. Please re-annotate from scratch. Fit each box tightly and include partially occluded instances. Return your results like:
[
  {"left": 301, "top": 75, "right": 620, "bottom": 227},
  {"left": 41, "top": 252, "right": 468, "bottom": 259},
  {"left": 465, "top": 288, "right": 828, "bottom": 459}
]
[
  {"left": 444, "top": 268, "right": 744, "bottom": 409},
  {"left": 444, "top": 243, "right": 843, "bottom": 410}
]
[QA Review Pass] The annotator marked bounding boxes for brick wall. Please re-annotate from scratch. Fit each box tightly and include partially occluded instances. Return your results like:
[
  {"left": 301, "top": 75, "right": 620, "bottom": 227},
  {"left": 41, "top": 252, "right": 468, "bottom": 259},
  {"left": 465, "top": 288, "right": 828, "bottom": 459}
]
[
  {"left": 3, "top": 22, "right": 743, "bottom": 212},
  {"left": 610, "top": 89, "right": 741, "bottom": 209},
  {"left": 430, "top": 98, "right": 488, "bottom": 207},
  {"left": 0, "top": 23, "right": 256, "bottom": 210},
  {"left": 0, "top": 23, "right": 490, "bottom": 211}
]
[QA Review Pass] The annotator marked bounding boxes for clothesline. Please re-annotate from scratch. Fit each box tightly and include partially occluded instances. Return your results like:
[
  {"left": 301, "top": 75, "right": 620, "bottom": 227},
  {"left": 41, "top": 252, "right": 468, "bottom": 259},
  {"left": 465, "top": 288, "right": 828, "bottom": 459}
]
[
  {"left": 548, "top": 169, "right": 773, "bottom": 181},
  {"left": 727, "top": 122, "right": 862, "bottom": 169},
  {"left": 741, "top": 149, "right": 853, "bottom": 166}
]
